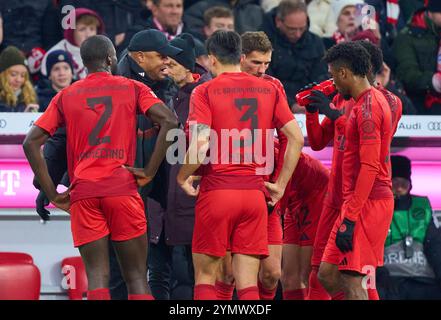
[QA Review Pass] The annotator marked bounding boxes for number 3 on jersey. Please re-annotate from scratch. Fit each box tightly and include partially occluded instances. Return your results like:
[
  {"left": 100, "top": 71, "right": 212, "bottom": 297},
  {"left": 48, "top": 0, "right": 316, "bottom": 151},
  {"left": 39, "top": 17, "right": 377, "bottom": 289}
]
[
  {"left": 87, "top": 96, "right": 113, "bottom": 146},
  {"left": 235, "top": 98, "right": 258, "bottom": 147}
]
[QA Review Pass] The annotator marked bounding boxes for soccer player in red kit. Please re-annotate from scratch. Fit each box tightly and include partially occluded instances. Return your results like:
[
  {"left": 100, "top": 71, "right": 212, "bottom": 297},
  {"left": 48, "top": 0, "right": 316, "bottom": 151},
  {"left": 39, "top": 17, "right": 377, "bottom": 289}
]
[
  {"left": 306, "top": 40, "right": 402, "bottom": 300},
  {"left": 23, "top": 35, "right": 178, "bottom": 300},
  {"left": 316, "top": 41, "right": 395, "bottom": 300},
  {"left": 177, "top": 30, "right": 304, "bottom": 300}
]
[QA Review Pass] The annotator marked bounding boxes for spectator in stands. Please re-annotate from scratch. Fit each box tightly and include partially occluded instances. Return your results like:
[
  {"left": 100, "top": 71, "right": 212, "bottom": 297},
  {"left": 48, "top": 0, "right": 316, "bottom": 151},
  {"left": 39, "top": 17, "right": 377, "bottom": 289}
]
[
  {"left": 400, "top": 0, "right": 427, "bottom": 23},
  {"left": 202, "top": 6, "right": 235, "bottom": 40},
  {"left": 40, "top": 8, "right": 105, "bottom": 80},
  {"left": 183, "top": 0, "right": 264, "bottom": 39},
  {"left": 118, "top": 0, "right": 190, "bottom": 58},
  {"left": 0, "top": 46, "right": 39, "bottom": 112},
  {"left": 36, "top": 50, "right": 74, "bottom": 112},
  {"left": 394, "top": 0, "right": 441, "bottom": 114},
  {"left": 261, "top": 0, "right": 328, "bottom": 107},
  {"left": 0, "top": 0, "right": 51, "bottom": 54},
  {"left": 145, "top": 33, "right": 211, "bottom": 299},
  {"left": 307, "top": 0, "right": 337, "bottom": 37},
  {"left": 261, "top": 0, "right": 282, "bottom": 13},
  {"left": 322, "top": 0, "right": 364, "bottom": 49},
  {"left": 377, "top": 155, "right": 441, "bottom": 300}
]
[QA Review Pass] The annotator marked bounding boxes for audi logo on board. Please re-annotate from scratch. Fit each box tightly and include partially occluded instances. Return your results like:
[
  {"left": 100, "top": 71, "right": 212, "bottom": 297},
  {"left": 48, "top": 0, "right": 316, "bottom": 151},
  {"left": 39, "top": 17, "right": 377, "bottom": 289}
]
[
  {"left": 428, "top": 122, "right": 441, "bottom": 131},
  {"left": 0, "top": 119, "right": 6, "bottom": 129}
]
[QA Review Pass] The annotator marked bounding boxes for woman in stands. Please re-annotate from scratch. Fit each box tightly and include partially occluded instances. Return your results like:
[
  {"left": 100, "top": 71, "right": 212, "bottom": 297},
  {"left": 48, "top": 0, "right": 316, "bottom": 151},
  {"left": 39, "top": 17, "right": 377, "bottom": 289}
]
[{"left": 0, "top": 46, "right": 39, "bottom": 112}]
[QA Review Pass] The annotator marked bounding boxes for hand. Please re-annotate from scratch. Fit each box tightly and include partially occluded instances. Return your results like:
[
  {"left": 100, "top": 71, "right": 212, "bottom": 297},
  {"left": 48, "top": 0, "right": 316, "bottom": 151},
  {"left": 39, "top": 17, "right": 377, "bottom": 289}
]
[
  {"left": 432, "top": 72, "right": 441, "bottom": 93},
  {"left": 123, "top": 165, "right": 153, "bottom": 187},
  {"left": 309, "top": 90, "right": 341, "bottom": 121},
  {"left": 299, "top": 82, "right": 319, "bottom": 113},
  {"left": 178, "top": 175, "right": 200, "bottom": 197},
  {"left": 50, "top": 189, "right": 70, "bottom": 213},
  {"left": 264, "top": 181, "right": 285, "bottom": 207},
  {"left": 24, "top": 104, "right": 39, "bottom": 113},
  {"left": 36, "top": 190, "right": 51, "bottom": 221},
  {"left": 335, "top": 218, "right": 356, "bottom": 253}
]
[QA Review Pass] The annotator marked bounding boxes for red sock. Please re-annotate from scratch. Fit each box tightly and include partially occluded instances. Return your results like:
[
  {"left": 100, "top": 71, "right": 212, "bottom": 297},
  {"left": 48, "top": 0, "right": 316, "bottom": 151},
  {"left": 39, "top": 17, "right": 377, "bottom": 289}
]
[
  {"left": 258, "top": 280, "right": 277, "bottom": 300},
  {"left": 368, "top": 288, "right": 380, "bottom": 300},
  {"left": 237, "top": 286, "right": 260, "bottom": 300},
  {"left": 194, "top": 284, "right": 218, "bottom": 300},
  {"left": 283, "top": 288, "right": 307, "bottom": 300},
  {"left": 128, "top": 294, "right": 155, "bottom": 300},
  {"left": 215, "top": 281, "right": 235, "bottom": 300},
  {"left": 331, "top": 291, "right": 345, "bottom": 300},
  {"left": 307, "top": 267, "right": 331, "bottom": 300},
  {"left": 87, "top": 288, "right": 110, "bottom": 300}
]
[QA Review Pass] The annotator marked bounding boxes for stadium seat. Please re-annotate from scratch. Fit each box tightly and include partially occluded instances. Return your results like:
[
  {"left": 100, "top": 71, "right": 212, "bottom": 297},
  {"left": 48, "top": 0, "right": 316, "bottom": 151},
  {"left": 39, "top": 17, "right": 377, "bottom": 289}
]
[
  {"left": 0, "top": 263, "right": 41, "bottom": 300},
  {"left": 61, "top": 257, "right": 88, "bottom": 300},
  {"left": 0, "top": 252, "right": 34, "bottom": 264}
]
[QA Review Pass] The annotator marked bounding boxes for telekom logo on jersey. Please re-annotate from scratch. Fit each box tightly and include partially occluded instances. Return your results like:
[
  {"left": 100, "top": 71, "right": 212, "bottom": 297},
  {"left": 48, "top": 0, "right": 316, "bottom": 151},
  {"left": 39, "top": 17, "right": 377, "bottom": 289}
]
[
  {"left": 165, "top": 122, "right": 275, "bottom": 175},
  {"left": 0, "top": 170, "right": 20, "bottom": 196}
]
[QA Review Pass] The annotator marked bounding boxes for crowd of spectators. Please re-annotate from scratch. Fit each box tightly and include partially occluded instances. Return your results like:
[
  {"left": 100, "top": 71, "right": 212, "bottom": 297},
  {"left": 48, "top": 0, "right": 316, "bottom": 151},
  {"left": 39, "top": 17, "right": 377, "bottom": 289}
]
[{"left": 0, "top": 0, "right": 438, "bottom": 115}]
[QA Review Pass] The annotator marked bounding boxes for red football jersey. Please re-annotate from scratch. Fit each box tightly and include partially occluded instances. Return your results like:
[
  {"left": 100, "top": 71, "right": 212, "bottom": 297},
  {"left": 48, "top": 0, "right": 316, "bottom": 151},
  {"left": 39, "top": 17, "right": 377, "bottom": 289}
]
[
  {"left": 187, "top": 72, "right": 294, "bottom": 179},
  {"left": 342, "top": 87, "right": 394, "bottom": 221},
  {"left": 376, "top": 85, "right": 403, "bottom": 134},
  {"left": 35, "top": 72, "right": 163, "bottom": 202}
]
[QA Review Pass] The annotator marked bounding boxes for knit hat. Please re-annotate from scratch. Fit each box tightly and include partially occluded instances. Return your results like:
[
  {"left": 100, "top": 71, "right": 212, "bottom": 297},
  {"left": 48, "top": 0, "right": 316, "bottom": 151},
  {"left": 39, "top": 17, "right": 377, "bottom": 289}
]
[
  {"left": 194, "top": 38, "right": 208, "bottom": 57},
  {"left": 170, "top": 33, "right": 196, "bottom": 72},
  {"left": 0, "top": 46, "right": 27, "bottom": 74},
  {"left": 391, "top": 155, "right": 412, "bottom": 182},
  {"left": 332, "top": 0, "right": 364, "bottom": 20},
  {"left": 64, "top": 8, "right": 105, "bottom": 46},
  {"left": 351, "top": 29, "right": 380, "bottom": 46},
  {"left": 428, "top": 0, "right": 441, "bottom": 13},
  {"left": 45, "top": 50, "right": 74, "bottom": 75}
]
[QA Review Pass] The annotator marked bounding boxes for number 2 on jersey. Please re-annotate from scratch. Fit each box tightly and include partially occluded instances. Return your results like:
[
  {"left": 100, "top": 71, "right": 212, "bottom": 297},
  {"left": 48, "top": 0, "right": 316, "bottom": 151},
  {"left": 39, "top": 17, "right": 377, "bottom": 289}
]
[{"left": 87, "top": 96, "right": 113, "bottom": 146}]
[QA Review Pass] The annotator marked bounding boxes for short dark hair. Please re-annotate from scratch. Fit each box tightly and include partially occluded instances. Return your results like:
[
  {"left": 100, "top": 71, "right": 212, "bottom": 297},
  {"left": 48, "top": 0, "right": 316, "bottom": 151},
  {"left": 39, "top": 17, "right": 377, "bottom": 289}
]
[
  {"left": 276, "top": 0, "right": 307, "bottom": 21},
  {"left": 355, "top": 40, "right": 383, "bottom": 75},
  {"left": 206, "top": 30, "right": 241, "bottom": 65},
  {"left": 80, "top": 35, "right": 115, "bottom": 68},
  {"left": 204, "top": 6, "right": 234, "bottom": 27},
  {"left": 324, "top": 41, "right": 371, "bottom": 77},
  {"left": 241, "top": 31, "right": 273, "bottom": 55}
]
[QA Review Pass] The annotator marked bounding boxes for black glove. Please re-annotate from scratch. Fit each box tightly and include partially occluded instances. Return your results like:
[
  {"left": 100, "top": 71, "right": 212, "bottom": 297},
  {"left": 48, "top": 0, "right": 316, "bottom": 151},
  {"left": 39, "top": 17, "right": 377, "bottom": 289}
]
[
  {"left": 299, "top": 82, "right": 319, "bottom": 113},
  {"left": 336, "top": 218, "right": 356, "bottom": 253},
  {"left": 267, "top": 203, "right": 275, "bottom": 215},
  {"left": 36, "top": 190, "right": 51, "bottom": 221},
  {"left": 309, "top": 90, "right": 341, "bottom": 120}
]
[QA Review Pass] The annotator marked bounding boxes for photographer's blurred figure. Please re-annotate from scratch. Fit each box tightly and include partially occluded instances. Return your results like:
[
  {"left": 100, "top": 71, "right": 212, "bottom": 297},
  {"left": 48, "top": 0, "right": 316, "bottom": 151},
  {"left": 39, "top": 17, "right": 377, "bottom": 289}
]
[
  {"left": 377, "top": 155, "right": 441, "bottom": 300},
  {"left": 0, "top": 46, "right": 39, "bottom": 112}
]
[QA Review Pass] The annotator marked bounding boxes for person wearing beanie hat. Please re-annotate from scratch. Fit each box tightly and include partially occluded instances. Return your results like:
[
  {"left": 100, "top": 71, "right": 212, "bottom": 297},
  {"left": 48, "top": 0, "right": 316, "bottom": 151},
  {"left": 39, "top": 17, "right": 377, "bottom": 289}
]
[
  {"left": 40, "top": 8, "right": 105, "bottom": 80},
  {"left": 0, "top": 46, "right": 38, "bottom": 112},
  {"left": 323, "top": 0, "right": 364, "bottom": 49},
  {"left": 169, "top": 34, "right": 196, "bottom": 79},
  {"left": 377, "top": 154, "right": 441, "bottom": 300},
  {"left": 194, "top": 38, "right": 210, "bottom": 71},
  {"left": 36, "top": 50, "right": 74, "bottom": 112}
]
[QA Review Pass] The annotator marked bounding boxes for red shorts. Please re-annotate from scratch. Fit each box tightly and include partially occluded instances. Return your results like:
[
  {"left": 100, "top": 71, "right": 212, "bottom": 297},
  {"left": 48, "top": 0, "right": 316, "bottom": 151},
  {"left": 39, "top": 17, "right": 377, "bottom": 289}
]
[
  {"left": 70, "top": 194, "right": 147, "bottom": 247},
  {"left": 268, "top": 203, "right": 283, "bottom": 245},
  {"left": 283, "top": 188, "right": 325, "bottom": 246},
  {"left": 311, "top": 205, "right": 341, "bottom": 267},
  {"left": 192, "top": 189, "right": 268, "bottom": 258},
  {"left": 321, "top": 198, "right": 394, "bottom": 274}
]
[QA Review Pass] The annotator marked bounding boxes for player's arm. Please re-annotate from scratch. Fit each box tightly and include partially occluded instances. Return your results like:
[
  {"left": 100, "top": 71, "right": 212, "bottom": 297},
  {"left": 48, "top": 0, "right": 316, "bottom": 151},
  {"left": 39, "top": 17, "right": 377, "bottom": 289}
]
[
  {"left": 305, "top": 111, "right": 334, "bottom": 150},
  {"left": 176, "top": 85, "right": 211, "bottom": 196},
  {"left": 23, "top": 126, "right": 70, "bottom": 212}
]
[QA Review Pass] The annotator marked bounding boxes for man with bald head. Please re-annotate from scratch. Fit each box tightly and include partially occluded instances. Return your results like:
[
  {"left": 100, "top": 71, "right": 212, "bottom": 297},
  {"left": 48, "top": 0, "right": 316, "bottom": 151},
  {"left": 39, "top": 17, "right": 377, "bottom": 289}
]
[{"left": 23, "top": 35, "right": 178, "bottom": 300}]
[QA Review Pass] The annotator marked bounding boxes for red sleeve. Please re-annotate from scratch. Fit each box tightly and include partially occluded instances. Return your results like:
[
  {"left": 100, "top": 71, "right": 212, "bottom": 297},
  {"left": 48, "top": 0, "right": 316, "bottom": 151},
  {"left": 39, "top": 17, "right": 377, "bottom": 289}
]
[
  {"left": 34, "top": 91, "right": 65, "bottom": 136},
  {"left": 305, "top": 112, "right": 334, "bottom": 150},
  {"left": 133, "top": 81, "right": 164, "bottom": 115},
  {"left": 344, "top": 103, "right": 382, "bottom": 221},
  {"left": 187, "top": 85, "right": 212, "bottom": 127},
  {"left": 272, "top": 89, "right": 295, "bottom": 129}
]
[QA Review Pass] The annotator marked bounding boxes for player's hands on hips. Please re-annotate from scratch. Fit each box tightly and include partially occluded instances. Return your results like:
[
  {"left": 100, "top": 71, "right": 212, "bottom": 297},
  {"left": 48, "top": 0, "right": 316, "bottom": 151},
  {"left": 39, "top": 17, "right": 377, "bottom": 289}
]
[
  {"left": 178, "top": 175, "right": 200, "bottom": 197},
  {"left": 336, "top": 217, "right": 356, "bottom": 253},
  {"left": 123, "top": 166, "right": 153, "bottom": 187},
  {"left": 264, "top": 181, "right": 284, "bottom": 207},
  {"left": 36, "top": 190, "right": 51, "bottom": 221},
  {"left": 50, "top": 189, "right": 71, "bottom": 214}
]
